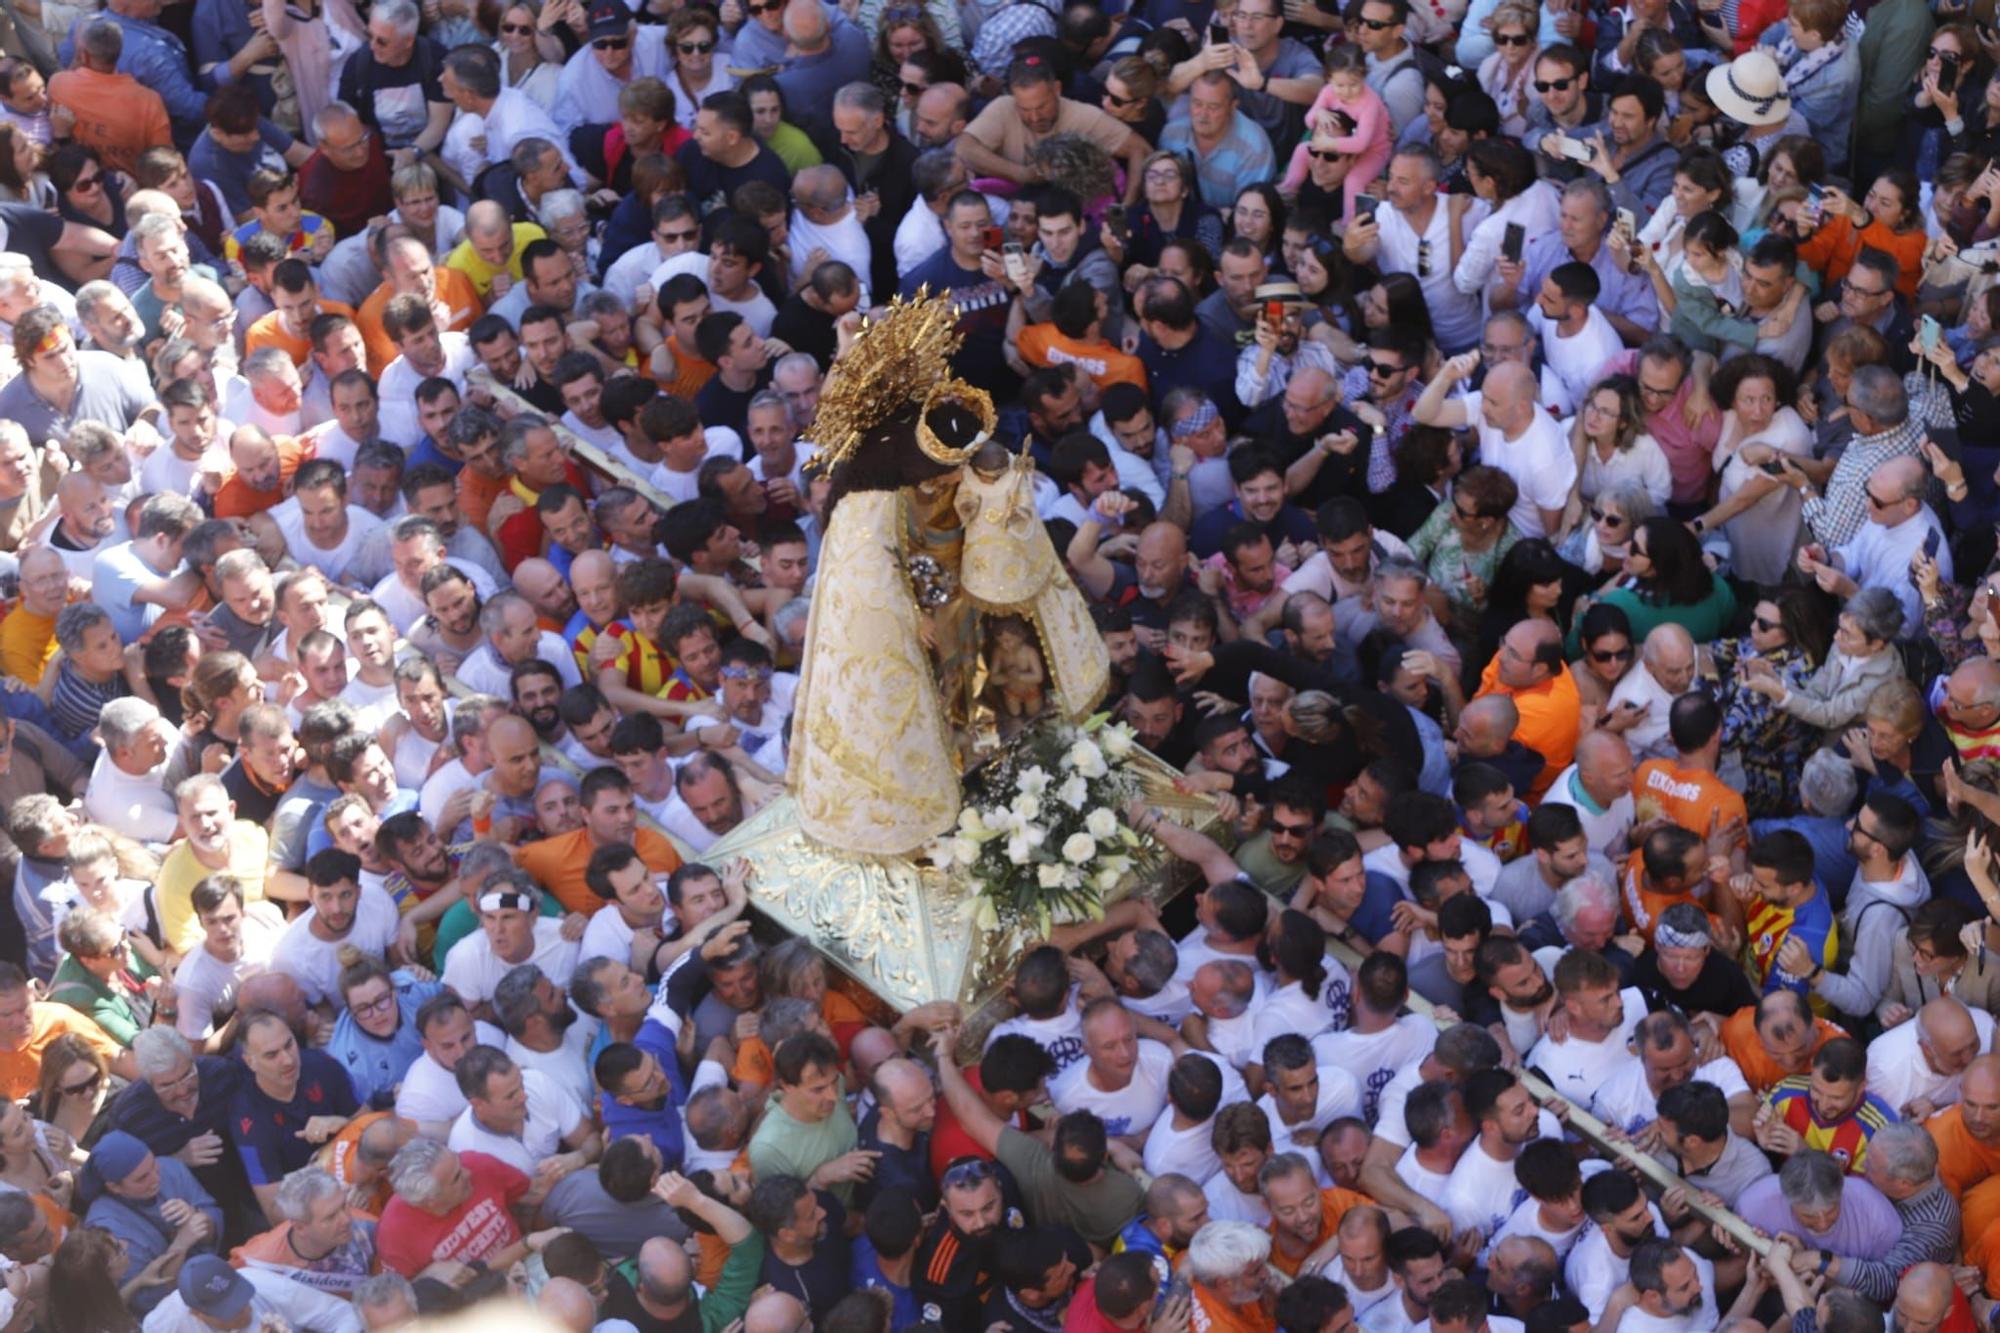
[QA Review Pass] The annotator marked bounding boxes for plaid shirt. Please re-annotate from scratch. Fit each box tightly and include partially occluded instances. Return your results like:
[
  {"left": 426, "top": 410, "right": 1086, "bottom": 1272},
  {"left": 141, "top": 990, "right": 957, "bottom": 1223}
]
[
  {"left": 1339, "top": 365, "right": 1423, "bottom": 492},
  {"left": 970, "top": 0, "right": 1055, "bottom": 77},
  {"left": 1802, "top": 416, "right": 1925, "bottom": 548}
]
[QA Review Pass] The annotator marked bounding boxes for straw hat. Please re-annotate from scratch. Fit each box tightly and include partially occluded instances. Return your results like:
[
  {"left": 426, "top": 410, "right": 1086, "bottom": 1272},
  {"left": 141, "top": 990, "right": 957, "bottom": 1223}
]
[{"left": 1705, "top": 49, "right": 1792, "bottom": 127}]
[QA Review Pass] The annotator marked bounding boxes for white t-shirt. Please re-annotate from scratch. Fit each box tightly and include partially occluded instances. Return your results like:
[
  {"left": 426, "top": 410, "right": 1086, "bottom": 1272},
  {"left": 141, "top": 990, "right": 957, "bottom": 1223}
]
[
  {"left": 1439, "top": 1111, "right": 1563, "bottom": 1238},
  {"left": 171, "top": 908, "right": 280, "bottom": 1039},
  {"left": 1203, "top": 1171, "right": 1270, "bottom": 1225},
  {"left": 507, "top": 1015, "right": 599, "bottom": 1113},
  {"left": 1540, "top": 764, "right": 1638, "bottom": 862},
  {"left": 336, "top": 674, "right": 403, "bottom": 735},
  {"left": 370, "top": 558, "right": 497, "bottom": 635},
  {"left": 1258, "top": 1066, "right": 1364, "bottom": 1184},
  {"left": 1868, "top": 1010, "right": 1997, "bottom": 1114},
  {"left": 1363, "top": 839, "right": 1503, "bottom": 899},
  {"left": 1526, "top": 987, "right": 1647, "bottom": 1104},
  {"left": 1372, "top": 1059, "right": 1431, "bottom": 1147},
  {"left": 1251, "top": 968, "right": 1353, "bottom": 1053},
  {"left": 1314, "top": 1016, "right": 1438, "bottom": 1125},
  {"left": 986, "top": 999, "right": 1087, "bottom": 1076},
  {"left": 1144, "top": 1110, "right": 1220, "bottom": 1183},
  {"left": 269, "top": 498, "right": 386, "bottom": 585},
  {"left": 446, "top": 1066, "right": 584, "bottom": 1174},
  {"left": 1322, "top": 1255, "right": 1400, "bottom": 1324},
  {"left": 269, "top": 884, "right": 402, "bottom": 1004},
  {"left": 1613, "top": 1253, "right": 1719, "bottom": 1333},
  {"left": 1394, "top": 1144, "right": 1452, "bottom": 1203},
  {"left": 1564, "top": 1204, "right": 1667, "bottom": 1321},
  {"left": 1459, "top": 390, "right": 1577, "bottom": 538},
  {"left": 648, "top": 427, "right": 746, "bottom": 504},
  {"left": 441, "top": 918, "right": 583, "bottom": 1003},
  {"left": 580, "top": 902, "right": 666, "bottom": 973},
  {"left": 1051, "top": 1039, "right": 1175, "bottom": 1139},
  {"left": 1528, "top": 305, "right": 1625, "bottom": 418},
  {"left": 83, "top": 750, "right": 180, "bottom": 845},
  {"left": 1590, "top": 1056, "right": 1751, "bottom": 1136},
  {"left": 394, "top": 1021, "right": 506, "bottom": 1127},
  {"left": 418, "top": 757, "right": 478, "bottom": 831}
]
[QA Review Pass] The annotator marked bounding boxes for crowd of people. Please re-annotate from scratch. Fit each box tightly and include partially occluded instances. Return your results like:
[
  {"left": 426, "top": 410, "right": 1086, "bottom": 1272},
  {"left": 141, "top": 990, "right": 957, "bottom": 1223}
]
[{"left": 2, "top": 0, "right": 2000, "bottom": 1325}]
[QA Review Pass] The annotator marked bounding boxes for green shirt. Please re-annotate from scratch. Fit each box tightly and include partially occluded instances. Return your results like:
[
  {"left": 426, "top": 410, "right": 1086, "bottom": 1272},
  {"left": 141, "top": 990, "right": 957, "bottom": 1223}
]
[
  {"left": 46, "top": 950, "right": 158, "bottom": 1047},
  {"left": 613, "top": 1232, "right": 764, "bottom": 1332},
  {"left": 1234, "top": 831, "right": 1308, "bottom": 897},
  {"left": 1566, "top": 574, "right": 1737, "bottom": 658},
  {"left": 747, "top": 1098, "right": 859, "bottom": 1205},
  {"left": 996, "top": 1125, "right": 1143, "bottom": 1248},
  {"left": 764, "top": 122, "right": 823, "bottom": 176}
]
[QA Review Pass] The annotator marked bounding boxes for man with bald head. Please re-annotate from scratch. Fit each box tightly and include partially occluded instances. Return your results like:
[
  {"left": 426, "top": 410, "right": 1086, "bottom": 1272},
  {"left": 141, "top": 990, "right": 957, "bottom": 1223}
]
[
  {"left": 744, "top": 1289, "right": 812, "bottom": 1333},
  {"left": 1932, "top": 1055, "right": 2000, "bottom": 1276},
  {"left": 1244, "top": 365, "right": 1372, "bottom": 509},
  {"left": 1602, "top": 624, "right": 1695, "bottom": 764},
  {"left": 1890, "top": 1263, "right": 1958, "bottom": 1333},
  {"left": 446, "top": 200, "right": 538, "bottom": 302},
  {"left": 1452, "top": 694, "right": 1546, "bottom": 799},
  {"left": 1472, "top": 618, "right": 1580, "bottom": 798},
  {"left": 1797, "top": 453, "right": 1948, "bottom": 638},
  {"left": 910, "top": 83, "right": 970, "bottom": 149},
  {"left": 624, "top": 1177, "right": 762, "bottom": 1327},
  {"left": 1413, "top": 348, "right": 1576, "bottom": 538},
  {"left": 538, "top": 1276, "right": 598, "bottom": 1332},
  {"left": 1537, "top": 731, "right": 1638, "bottom": 863},
  {"left": 1072, "top": 519, "right": 1190, "bottom": 648},
  {"left": 45, "top": 470, "right": 119, "bottom": 579},
  {"left": 1869, "top": 996, "right": 1993, "bottom": 1122},
  {"left": 857, "top": 1056, "right": 939, "bottom": 1211},
  {"left": 513, "top": 556, "right": 577, "bottom": 627},
  {"left": 1488, "top": 1234, "right": 1560, "bottom": 1321}
]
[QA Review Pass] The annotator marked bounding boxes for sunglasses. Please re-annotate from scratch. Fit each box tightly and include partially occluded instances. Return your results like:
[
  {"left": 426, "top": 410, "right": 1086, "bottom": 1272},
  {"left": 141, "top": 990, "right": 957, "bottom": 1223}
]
[
  {"left": 902, "top": 79, "right": 928, "bottom": 94},
  {"left": 62, "top": 1069, "right": 103, "bottom": 1097},
  {"left": 1929, "top": 45, "right": 1959, "bottom": 59},
  {"left": 1589, "top": 644, "right": 1634, "bottom": 663},
  {"left": 1103, "top": 88, "right": 1138, "bottom": 107},
  {"left": 1367, "top": 359, "right": 1403, "bottom": 376},
  {"left": 1533, "top": 76, "right": 1574, "bottom": 92},
  {"left": 677, "top": 38, "right": 715, "bottom": 52},
  {"left": 1589, "top": 506, "right": 1626, "bottom": 525},
  {"left": 1453, "top": 504, "right": 1488, "bottom": 523},
  {"left": 594, "top": 34, "right": 630, "bottom": 48},
  {"left": 1270, "top": 818, "right": 1316, "bottom": 837},
  {"left": 1358, "top": 14, "right": 1396, "bottom": 27},
  {"left": 499, "top": 20, "right": 534, "bottom": 32},
  {"left": 745, "top": 0, "right": 782, "bottom": 12},
  {"left": 1752, "top": 615, "right": 1782, "bottom": 632},
  {"left": 1309, "top": 148, "right": 1343, "bottom": 161},
  {"left": 1494, "top": 31, "right": 1531, "bottom": 44},
  {"left": 1864, "top": 488, "right": 1895, "bottom": 506},
  {"left": 73, "top": 172, "right": 102, "bottom": 191},
  {"left": 942, "top": 1156, "right": 999, "bottom": 1189}
]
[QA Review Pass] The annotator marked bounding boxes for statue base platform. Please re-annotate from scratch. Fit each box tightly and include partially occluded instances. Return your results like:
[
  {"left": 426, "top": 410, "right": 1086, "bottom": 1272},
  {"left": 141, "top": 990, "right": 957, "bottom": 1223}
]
[{"left": 704, "top": 748, "right": 1226, "bottom": 1034}]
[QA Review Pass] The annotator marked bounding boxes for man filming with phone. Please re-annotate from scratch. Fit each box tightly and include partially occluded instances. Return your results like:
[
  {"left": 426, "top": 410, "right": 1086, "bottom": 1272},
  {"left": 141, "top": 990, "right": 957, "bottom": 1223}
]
[{"left": 1794, "top": 455, "right": 1950, "bottom": 637}]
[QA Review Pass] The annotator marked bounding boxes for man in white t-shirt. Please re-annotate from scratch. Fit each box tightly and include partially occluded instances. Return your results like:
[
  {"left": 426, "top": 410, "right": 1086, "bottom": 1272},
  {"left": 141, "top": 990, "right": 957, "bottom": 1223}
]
[
  {"left": 1493, "top": 1140, "right": 1604, "bottom": 1260},
  {"left": 1440, "top": 1068, "right": 1553, "bottom": 1242},
  {"left": 1408, "top": 1274, "right": 1517, "bottom": 1333},
  {"left": 1362, "top": 791, "right": 1503, "bottom": 898},
  {"left": 984, "top": 945, "right": 1087, "bottom": 1075},
  {"left": 269, "top": 848, "right": 405, "bottom": 1008},
  {"left": 396, "top": 993, "right": 508, "bottom": 1138},
  {"left": 1142, "top": 1050, "right": 1243, "bottom": 1182},
  {"left": 1257, "top": 1036, "right": 1363, "bottom": 1184},
  {"left": 262, "top": 458, "right": 387, "bottom": 588},
  {"left": 1526, "top": 952, "right": 1647, "bottom": 1105},
  {"left": 446, "top": 1045, "right": 596, "bottom": 1181},
  {"left": 439, "top": 878, "right": 583, "bottom": 1017},
  {"left": 1203, "top": 1103, "right": 1275, "bottom": 1224},
  {"left": 1867, "top": 996, "right": 1994, "bottom": 1119},
  {"left": 1048, "top": 999, "right": 1174, "bottom": 1144},
  {"left": 82, "top": 697, "right": 180, "bottom": 845},
  {"left": 1318, "top": 1206, "right": 1401, "bottom": 1325},
  {"left": 1594, "top": 1241, "right": 1719, "bottom": 1333},
  {"left": 172, "top": 875, "right": 279, "bottom": 1041},
  {"left": 1411, "top": 353, "right": 1576, "bottom": 538},
  {"left": 493, "top": 960, "right": 600, "bottom": 1113},
  {"left": 1564, "top": 1172, "right": 1668, "bottom": 1322},
  {"left": 1526, "top": 261, "right": 1624, "bottom": 418},
  {"left": 1589, "top": 1010, "right": 1755, "bottom": 1139}
]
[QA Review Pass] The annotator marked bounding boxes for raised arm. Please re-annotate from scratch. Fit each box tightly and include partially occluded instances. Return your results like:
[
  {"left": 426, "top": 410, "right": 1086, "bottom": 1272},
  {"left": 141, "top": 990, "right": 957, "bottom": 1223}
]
[
  {"left": 1125, "top": 800, "right": 1242, "bottom": 886},
  {"left": 930, "top": 1027, "right": 1005, "bottom": 1155},
  {"left": 1412, "top": 351, "right": 1479, "bottom": 428}
]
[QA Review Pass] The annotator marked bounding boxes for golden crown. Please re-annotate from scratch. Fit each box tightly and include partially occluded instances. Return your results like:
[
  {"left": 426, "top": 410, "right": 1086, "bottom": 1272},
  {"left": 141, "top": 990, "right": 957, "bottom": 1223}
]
[{"left": 808, "top": 289, "right": 967, "bottom": 472}]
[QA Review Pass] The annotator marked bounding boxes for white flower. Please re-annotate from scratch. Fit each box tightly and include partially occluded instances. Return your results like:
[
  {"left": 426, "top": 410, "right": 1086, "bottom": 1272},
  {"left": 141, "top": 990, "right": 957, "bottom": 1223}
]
[
  {"left": 958, "top": 807, "right": 987, "bottom": 836},
  {"left": 1011, "top": 792, "right": 1042, "bottom": 821},
  {"left": 952, "top": 837, "right": 981, "bottom": 866},
  {"left": 1062, "top": 832, "right": 1098, "bottom": 864},
  {"left": 1061, "top": 867, "right": 1083, "bottom": 890},
  {"left": 1056, "top": 775, "right": 1090, "bottom": 810},
  {"left": 1018, "top": 766, "right": 1052, "bottom": 797},
  {"left": 1100, "top": 725, "right": 1136, "bottom": 760},
  {"left": 1006, "top": 835, "right": 1034, "bottom": 865},
  {"left": 1096, "top": 866, "right": 1124, "bottom": 891},
  {"left": 1022, "top": 823, "right": 1046, "bottom": 848},
  {"left": 1066, "top": 739, "right": 1108, "bottom": 779},
  {"left": 1085, "top": 808, "right": 1119, "bottom": 840},
  {"left": 1038, "top": 863, "right": 1067, "bottom": 888}
]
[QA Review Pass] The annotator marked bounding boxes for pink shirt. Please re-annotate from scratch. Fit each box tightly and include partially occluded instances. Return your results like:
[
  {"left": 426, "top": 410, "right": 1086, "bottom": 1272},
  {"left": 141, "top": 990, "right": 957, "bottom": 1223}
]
[{"left": 1604, "top": 350, "right": 1722, "bottom": 506}]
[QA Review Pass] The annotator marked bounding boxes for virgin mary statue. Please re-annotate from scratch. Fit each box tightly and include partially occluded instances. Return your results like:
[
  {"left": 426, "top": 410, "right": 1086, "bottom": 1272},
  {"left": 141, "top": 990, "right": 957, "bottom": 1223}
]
[{"left": 789, "top": 294, "right": 1108, "bottom": 858}]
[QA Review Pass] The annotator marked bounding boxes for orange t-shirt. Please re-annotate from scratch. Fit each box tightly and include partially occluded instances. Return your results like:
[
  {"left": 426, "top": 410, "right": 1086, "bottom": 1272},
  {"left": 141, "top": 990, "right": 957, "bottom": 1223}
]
[
  {"left": 357, "top": 269, "right": 481, "bottom": 375},
  {"left": 316, "top": 1110, "right": 398, "bottom": 1217},
  {"left": 214, "top": 434, "right": 314, "bottom": 519},
  {"left": 1794, "top": 212, "right": 1927, "bottom": 300},
  {"left": 733, "top": 991, "right": 870, "bottom": 1084},
  {"left": 0, "top": 1004, "right": 123, "bottom": 1101},
  {"left": 1928, "top": 1105, "right": 2000, "bottom": 1201},
  {"left": 47, "top": 67, "right": 170, "bottom": 175},
  {"left": 657, "top": 341, "right": 715, "bottom": 400},
  {"left": 1268, "top": 1187, "right": 1372, "bottom": 1277},
  {"left": 1193, "top": 1284, "right": 1276, "bottom": 1333},
  {"left": 1616, "top": 848, "right": 1723, "bottom": 949},
  {"left": 457, "top": 467, "right": 508, "bottom": 535},
  {"left": 1014, "top": 324, "right": 1149, "bottom": 392},
  {"left": 1473, "top": 656, "right": 1582, "bottom": 799},
  {"left": 1718, "top": 1005, "right": 1846, "bottom": 1095},
  {"left": 245, "top": 301, "right": 358, "bottom": 368},
  {"left": 1634, "top": 759, "right": 1747, "bottom": 839},
  {"left": 512, "top": 827, "right": 683, "bottom": 918}
]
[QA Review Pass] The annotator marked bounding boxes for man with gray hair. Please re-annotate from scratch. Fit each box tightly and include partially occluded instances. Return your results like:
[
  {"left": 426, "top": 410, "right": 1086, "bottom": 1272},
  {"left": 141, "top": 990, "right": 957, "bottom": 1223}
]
[
  {"left": 233, "top": 1164, "right": 378, "bottom": 1292},
  {"left": 895, "top": 143, "right": 977, "bottom": 277},
  {"left": 456, "top": 588, "right": 583, "bottom": 697},
  {"left": 354, "top": 1270, "right": 418, "bottom": 1330},
  {"left": 1799, "top": 457, "right": 1947, "bottom": 636},
  {"left": 786, "top": 165, "right": 873, "bottom": 305},
  {"left": 49, "top": 601, "right": 134, "bottom": 754},
  {"left": 1801, "top": 363, "right": 1924, "bottom": 548},
  {"left": 82, "top": 695, "right": 177, "bottom": 843},
  {"left": 74, "top": 279, "right": 144, "bottom": 360},
  {"left": 1867, "top": 995, "right": 1990, "bottom": 1121},
  {"left": 439, "top": 44, "right": 576, "bottom": 178},
  {"left": 238, "top": 344, "right": 304, "bottom": 436},
  {"left": 1184, "top": 1218, "right": 1275, "bottom": 1319},
  {"left": 1776, "top": 1120, "right": 1957, "bottom": 1305},
  {"left": 1735, "top": 1149, "right": 1900, "bottom": 1265},
  {"left": 820, "top": 80, "right": 917, "bottom": 298},
  {"left": 377, "top": 1135, "right": 563, "bottom": 1276},
  {"left": 367, "top": 513, "right": 497, "bottom": 635}
]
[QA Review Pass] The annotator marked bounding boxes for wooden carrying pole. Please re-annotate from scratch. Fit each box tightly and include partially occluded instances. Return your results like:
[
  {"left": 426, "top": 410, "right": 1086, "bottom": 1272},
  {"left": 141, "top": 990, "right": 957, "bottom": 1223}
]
[{"left": 1321, "top": 935, "right": 1774, "bottom": 1259}]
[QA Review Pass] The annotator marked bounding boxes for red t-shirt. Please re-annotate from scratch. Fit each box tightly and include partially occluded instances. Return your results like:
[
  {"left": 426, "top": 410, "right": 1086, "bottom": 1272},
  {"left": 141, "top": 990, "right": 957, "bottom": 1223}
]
[
  {"left": 1063, "top": 1276, "right": 1126, "bottom": 1333},
  {"left": 929, "top": 1067, "right": 1033, "bottom": 1180},
  {"left": 376, "top": 1151, "right": 528, "bottom": 1276}
]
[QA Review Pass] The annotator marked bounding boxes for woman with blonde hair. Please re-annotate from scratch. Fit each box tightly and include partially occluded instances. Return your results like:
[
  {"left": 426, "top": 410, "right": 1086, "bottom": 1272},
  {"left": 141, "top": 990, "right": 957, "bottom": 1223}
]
[
  {"left": 482, "top": 0, "right": 566, "bottom": 110},
  {"left": 164, "top": 650, "right": 257, "bottom": 791},
  {"left": 1476, "top": 1, "right": 1540, "bottom": 137},
  {"left": 1845, "top": 676, "right": 1937, "bottom": 813},
  {"left": 668, "top": 8, "right": 733, "bottom": 132},
  {"left": 1570, "top": 375, "right": 1672, "bottom": 511},
  {"left": 1101, "top": 55, "right": 1166, "bottom": 146},
  {"left": 390, "top": 161, "right": 465, "bottom": 258}
]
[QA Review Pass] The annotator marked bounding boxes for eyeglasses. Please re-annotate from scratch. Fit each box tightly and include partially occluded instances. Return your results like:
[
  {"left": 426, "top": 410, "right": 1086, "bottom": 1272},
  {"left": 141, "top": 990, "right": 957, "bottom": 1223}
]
[
  {"left": 1589, "top": 644, "right": 1634, "bottom": 663},
  {"left": 594, "top": 34, "right": 630, "bottom": 49},
  {"left": 1752, "top": 615, "right": 1782, "bottom": 632},
  {"left": 1851, "top": 818, "right": 1886, "bottom": 846},
  {"left": 1270, "top": 818, "right": 1316, "bottom": 837},
  {"left": 1103, "top": 88, "right": 1138, "bottom": 107},
  {"left": 351, "top": 990, "right": 397, "bottom": 1019},
  {"left": 73, "top": 171, "right": 101, "bottom": 192},
  {"left": 903, "top": 80, "right": 928, "bottom": 94},
  {"left": 1494, "top": 31, "right": 1531, "bottom": 44},
  {"left": 1533, "top": 76, "right": 1574, "bottom": 92},
  {"left": 1358, "top": 15, "right": 1396, "bottom": 27},
  {"left": 499, "top": 21, "right": 534, "bottom": 32},
  {"left": 1589, "top": 506, "right": 1626, "bottom": 526},
  {"left": 942, "top": 1156, "right": 999, "bottom": 1189},
  {"left": 62, "top": 1069, "right": 104, "bottom": 1097},
  {"left": 1309, "top": 148, "right": 1344, "bottom": 161}
]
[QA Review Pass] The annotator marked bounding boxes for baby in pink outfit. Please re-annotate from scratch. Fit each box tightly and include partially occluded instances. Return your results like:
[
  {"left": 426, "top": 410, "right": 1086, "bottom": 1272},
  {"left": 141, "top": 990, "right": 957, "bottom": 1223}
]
[{"left": 1280, "top": 47, "right": 1392, "bottom": 220}]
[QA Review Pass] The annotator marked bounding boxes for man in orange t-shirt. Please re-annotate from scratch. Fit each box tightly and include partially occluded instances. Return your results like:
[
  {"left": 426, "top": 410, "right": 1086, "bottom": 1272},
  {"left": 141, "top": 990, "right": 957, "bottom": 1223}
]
[
  {"left": 1929, "top": 1057, "right": 2000, "bottom": 1270},
  {"left": 512, "top": 772, "right": 682, "bottom": 917},
  {"left": 244, "top": 261, "right": 356, "bottom": 369},
  {"left": 212, "top": 427, "right": 313, "bottom": 519},
  {"left": 1718, "top": 992, "right": 1844, "bottom": 1096},
  {"left": 1620, "top": 824, "right": 1745, "bottom": 950},
  {"left": 1189, "top": 1223, "right": 1280, "bottom": 1332},
  {"left": 0, "top": 987, "right": 128, "bottom": 1101},
  {"left": 1633, "top": 692, "right": 1747, "bottom": 838},
  {"left": 47, "top": 33, "right": 170, "bottom": 175},
  {"left": 1014, "top": 289, "right": 1148, "bottom": 393},
  {"left": 1263, "top": 1158, "right": 1370, "bottom": 1279},
  {"left": 1473, "top": 619, "right": 1581, "bottom": 799},
  {"left": 356, "top": 235, "right": 480, "bottom": 375}
]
